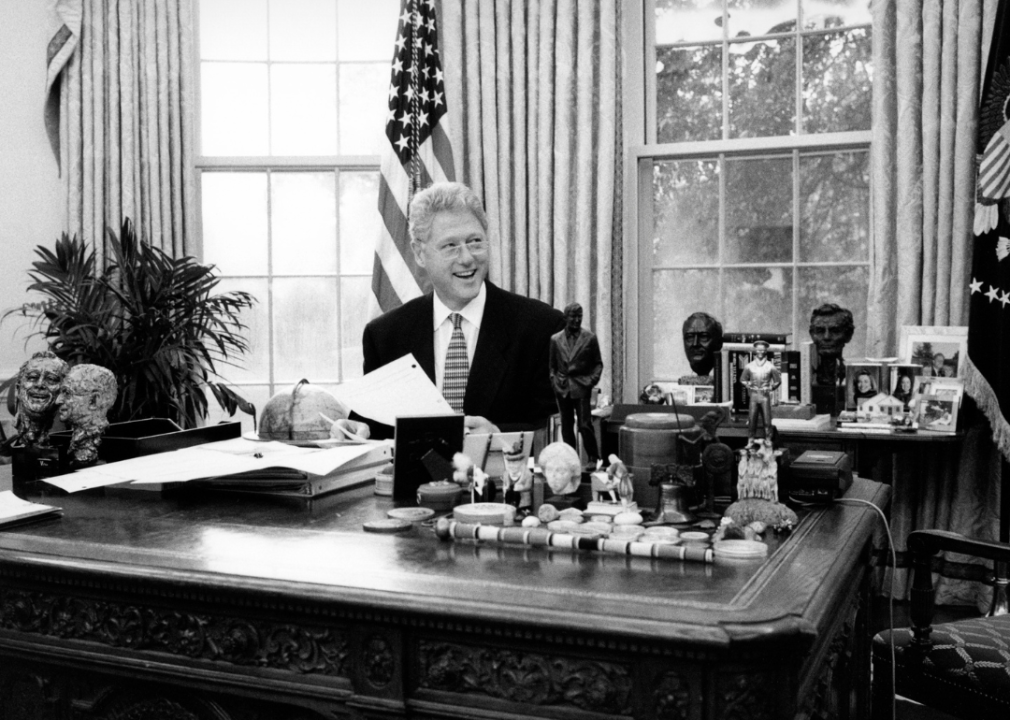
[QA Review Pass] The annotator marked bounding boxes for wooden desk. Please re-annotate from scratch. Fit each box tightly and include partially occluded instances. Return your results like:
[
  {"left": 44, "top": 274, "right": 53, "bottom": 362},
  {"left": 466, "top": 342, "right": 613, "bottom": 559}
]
[{"left": 0, "top": 466, "right": 888, "bottom": 720}]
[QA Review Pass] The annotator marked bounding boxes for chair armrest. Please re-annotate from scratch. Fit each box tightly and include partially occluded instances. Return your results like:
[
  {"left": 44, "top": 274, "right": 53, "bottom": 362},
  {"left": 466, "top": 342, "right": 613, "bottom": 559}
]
[
  {"left": 908, "top": 529, "right": 1010, "bottom": 563},
  {"left": 907, "top": 530, "right": 1010, "bottom": 652}
]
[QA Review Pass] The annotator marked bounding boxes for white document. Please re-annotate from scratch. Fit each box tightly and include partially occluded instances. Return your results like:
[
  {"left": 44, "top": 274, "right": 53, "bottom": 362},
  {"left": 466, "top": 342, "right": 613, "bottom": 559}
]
[{"left": 329, "top": 353, "right": 456, "bottom": 427}]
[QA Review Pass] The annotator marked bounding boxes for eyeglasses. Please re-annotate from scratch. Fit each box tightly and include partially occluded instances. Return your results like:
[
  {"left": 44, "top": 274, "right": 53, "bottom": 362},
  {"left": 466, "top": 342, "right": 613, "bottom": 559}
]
[{"left": 431, "top": 238, "right": 488, "bottom": 259}]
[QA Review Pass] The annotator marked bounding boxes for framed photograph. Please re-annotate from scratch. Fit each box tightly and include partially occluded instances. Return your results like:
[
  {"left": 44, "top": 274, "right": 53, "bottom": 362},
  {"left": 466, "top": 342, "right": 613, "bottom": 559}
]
[
  {"left": 915, "top": 393, "right": 960, "bottom": 433},
  {"left": 693, "top": 385, "right": 715, "bottom": 403},
  {"left": 889, "top": 363, "right": 922, "bottom": 410},
  {"left": 844, "top": 362, "right": 884, "bottom": 410},
  {"left": 899, "top": 326, "right": 968, "bottom": 379}
]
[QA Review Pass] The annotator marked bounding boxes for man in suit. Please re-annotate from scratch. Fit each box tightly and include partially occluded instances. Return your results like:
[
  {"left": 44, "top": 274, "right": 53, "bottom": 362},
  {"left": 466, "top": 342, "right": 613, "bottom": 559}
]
[
  {"left": 549, "top": 302, "right": 602, "bottom": 465},
  {"left": 362, "top": 182, "right": 565, "bottom": 436}
]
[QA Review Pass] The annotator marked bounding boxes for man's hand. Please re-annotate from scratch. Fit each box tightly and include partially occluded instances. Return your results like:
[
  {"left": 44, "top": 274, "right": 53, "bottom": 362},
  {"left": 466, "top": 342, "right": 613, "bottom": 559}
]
[{"left": 464, "top": 415, "right": 500, "bottom": 435}]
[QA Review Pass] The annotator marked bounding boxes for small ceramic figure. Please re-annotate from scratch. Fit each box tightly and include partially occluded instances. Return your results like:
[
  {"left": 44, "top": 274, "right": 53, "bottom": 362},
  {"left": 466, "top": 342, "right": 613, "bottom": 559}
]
[
  {"left": 740, "top": 341, "right": 781, "bottom": 440},
  {"left": 56, "top": 363, "right": 117, "bottom": 468},
  {"left": 13, "top": 351, "right": 67, "bottom": 448},
  {"left": 680, "top": 312, "right": 724, "bottom": 382},
  {"left": 538, "top": 441, "right": 582, "bottom": 497},
  {"left": 639, "top": 383, "right": 667, "bottom": 405},
  {"left": 501, "top": 438, "right": 533, "bottom": 512},
  {"left": 549, "top": 302, "right": 603, "bottom": 466},
  {"left": 726, "top": 438, "right": 797, "bottom": 532}
]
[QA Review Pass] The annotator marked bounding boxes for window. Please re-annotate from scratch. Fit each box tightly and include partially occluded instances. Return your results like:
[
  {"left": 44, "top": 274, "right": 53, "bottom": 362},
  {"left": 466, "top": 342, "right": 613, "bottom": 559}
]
[
  {"left": 634, "top": 0, "right": 872, "bottom": 384},
  {"left": 196, "top": 0, "right": 399, "bottom": 426}
]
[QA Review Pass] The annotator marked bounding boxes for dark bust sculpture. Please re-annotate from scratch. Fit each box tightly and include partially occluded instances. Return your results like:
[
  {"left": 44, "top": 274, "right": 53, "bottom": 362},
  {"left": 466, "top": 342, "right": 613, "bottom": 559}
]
[
  {"left": 809, "top": 303, "right": 854, "bottom": 386},
  {"left": 808, "top": 304, "right": 854, "bottom": 415},
  {"left": 681, "top": 312, "right": 724, "bottom": 379},
  {"left": 13, "top": 351, "right": 68, "bottom": 448}
]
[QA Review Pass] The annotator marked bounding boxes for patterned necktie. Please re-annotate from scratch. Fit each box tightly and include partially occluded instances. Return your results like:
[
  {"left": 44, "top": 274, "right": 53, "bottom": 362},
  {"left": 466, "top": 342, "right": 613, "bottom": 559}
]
[{"left": 443, "top": 313, "right": 468, "bottom": 413}]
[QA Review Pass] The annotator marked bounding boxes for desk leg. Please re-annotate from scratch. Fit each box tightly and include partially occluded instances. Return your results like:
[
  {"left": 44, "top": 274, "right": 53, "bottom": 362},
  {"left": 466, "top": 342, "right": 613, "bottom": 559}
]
[{"left": 1002, "top": 457, "right": 1009, "bottom": 544}]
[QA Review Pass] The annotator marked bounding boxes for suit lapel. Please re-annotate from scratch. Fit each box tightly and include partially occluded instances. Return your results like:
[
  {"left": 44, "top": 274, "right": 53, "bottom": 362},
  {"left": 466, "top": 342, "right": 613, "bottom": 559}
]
[
  {"left": 411, "top": 294, "right": 436, "bottom": 382},
  {"left": 467, "top": 283, "right": 510, "bottom": 411}
]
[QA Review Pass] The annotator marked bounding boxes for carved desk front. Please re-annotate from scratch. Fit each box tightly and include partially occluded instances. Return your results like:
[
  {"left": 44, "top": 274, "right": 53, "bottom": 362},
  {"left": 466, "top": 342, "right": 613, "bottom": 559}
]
[{"left": 0, "top": 466, "right": 888, "bottom": 720}]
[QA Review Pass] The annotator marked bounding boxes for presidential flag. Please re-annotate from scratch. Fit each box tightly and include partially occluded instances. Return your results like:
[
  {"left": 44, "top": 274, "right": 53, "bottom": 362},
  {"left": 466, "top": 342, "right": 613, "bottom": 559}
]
[
  {"left": 966, "top": 0, "right": 1010, "bottom": 459},
  {"left": 372, "top": 0, "right": 456, "bottom": 311}
]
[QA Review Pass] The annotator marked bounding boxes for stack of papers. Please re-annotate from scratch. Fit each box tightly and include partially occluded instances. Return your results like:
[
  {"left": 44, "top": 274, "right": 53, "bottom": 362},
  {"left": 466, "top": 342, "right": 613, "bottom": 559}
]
[
  {"left": 41, "top": 438, "right": 392, "bottom": 496},
  {"left": 0, "top": 491, "right": 62, "bottom": 530}
]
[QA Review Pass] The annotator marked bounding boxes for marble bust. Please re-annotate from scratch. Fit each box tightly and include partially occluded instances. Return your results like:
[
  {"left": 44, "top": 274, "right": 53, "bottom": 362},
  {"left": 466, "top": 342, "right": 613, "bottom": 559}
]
[{"left": 57, "top": 364, "right": 118, "bottom": 467}]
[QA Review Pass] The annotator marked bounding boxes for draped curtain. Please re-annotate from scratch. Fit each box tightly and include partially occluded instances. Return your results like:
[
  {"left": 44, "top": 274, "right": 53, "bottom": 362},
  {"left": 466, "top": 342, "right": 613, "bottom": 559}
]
[
  {"left": 47, "top": 0, "right": 196, "bottom": 262},
  {"left": 439, "top": 0, "right": 623, "bottom": 399},
  {"left": 871, "top": 0, "right": 1002, "bottom": 607}
]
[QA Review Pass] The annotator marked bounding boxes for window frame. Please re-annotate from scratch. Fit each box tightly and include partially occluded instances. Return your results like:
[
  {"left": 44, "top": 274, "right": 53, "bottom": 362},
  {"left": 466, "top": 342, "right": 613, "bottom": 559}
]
[
  {"left": 193, "top": 0, "right": 385, "bottom": 410},
  {"left": 624, "top": 0, "right": 872, "bottom": 395}
]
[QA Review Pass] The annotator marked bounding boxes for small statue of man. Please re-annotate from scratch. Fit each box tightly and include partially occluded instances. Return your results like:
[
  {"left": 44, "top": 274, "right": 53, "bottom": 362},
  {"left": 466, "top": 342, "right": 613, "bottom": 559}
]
[
  {"left": 740, "top": 341, "right": 781, "bottom": 440},
  {"left": 56, "top": 364, "right": 118, "bottom": 467},
  {"left": 13, "top": 351, "right": 67, "bottom": 447},
  {"left": 549, "top": 302, "right": 603, "bottom": 466},
  {"left": 501, "top": 437, "right": 533, "bottom": 513},
  {"left": 680, "top": 311, "right": 724, "bottom": 383}
]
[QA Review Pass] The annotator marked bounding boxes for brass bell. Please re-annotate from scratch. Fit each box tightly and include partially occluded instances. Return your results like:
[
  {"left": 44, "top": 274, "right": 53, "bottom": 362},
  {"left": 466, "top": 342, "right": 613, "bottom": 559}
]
[{"left": 656, "top": 481, "right": 695, "bottom": 525}]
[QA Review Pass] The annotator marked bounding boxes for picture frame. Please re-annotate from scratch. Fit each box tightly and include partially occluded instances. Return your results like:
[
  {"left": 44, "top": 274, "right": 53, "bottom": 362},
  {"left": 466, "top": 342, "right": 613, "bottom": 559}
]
[
  {"left": 909, "top": 377, "right": 963, "bottom": 432},
  {"left": 888, "top": 363, "right": 922, "bottom": 411},
  {"left": 899, "top": 326, "right": 968, "bottom": 379},
  {"left": 844, "top": 362, "right": 884, "bottom": 410}
]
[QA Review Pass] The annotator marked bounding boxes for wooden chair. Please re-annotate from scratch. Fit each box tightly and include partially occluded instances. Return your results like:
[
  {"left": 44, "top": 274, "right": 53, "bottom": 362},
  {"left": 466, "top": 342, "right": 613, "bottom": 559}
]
[{"left": 871, "top": 529, "right": 1010, "bottom": 719}]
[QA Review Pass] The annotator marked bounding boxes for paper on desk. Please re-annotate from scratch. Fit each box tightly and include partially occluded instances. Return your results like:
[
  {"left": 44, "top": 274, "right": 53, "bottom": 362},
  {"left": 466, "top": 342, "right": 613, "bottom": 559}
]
[
  {"left": 41, "top": 439, "right": 394, "bottom": 492},
  {"left": 329, "top": 353, "right": 456, "bottom": 427}
]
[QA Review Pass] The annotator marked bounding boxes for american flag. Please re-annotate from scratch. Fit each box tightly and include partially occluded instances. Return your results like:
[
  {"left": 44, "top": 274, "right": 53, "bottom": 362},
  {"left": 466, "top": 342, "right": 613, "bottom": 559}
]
[
  {"left": 372, "top": 0, "right": 456, "bottom": 311},
  {"left": 967, "top": 0, "right": 1010, "bottom": 465}
]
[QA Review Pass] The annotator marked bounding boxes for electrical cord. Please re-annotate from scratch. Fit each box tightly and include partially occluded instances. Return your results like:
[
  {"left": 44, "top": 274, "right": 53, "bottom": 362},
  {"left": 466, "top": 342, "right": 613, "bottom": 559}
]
[{"left": 835, "top": 497, "right": 897, "bottom": 720}]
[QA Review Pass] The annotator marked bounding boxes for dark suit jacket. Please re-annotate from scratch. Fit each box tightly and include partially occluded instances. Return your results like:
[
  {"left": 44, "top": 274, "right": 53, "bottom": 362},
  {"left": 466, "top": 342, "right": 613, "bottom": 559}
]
[
  {"left": 362, "top": 282, "right": 565, "bottom": 434},
  {"left": 549, "top": 328, "right": 603, "bottom": 399}
]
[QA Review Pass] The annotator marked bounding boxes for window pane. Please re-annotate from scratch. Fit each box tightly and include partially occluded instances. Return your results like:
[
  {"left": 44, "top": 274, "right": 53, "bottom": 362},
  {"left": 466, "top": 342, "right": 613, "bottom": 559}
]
[
  {"left": 653, "top": 159, "right": 720, "bottom": 265},
  {"left": 723, "top": 267, "right": 793, "bottom": 334},
  {"left": 653, "top": 269, "right": 720, "bottom": 380},
  {"left": 215, "top": 278, "right": 271, "bottom": 384},
  {"left": 270, "top": 64, "right": 338, "bottom": 156},
  {"left": 655, "top": 0, "right": 724, "bottom": 44},
  {"left": 202, "top": 173, "right": 269, "bottom": 276},
  {"left": 271, "top": 172, "right": 337, "bottom": 275},
  {"left": 725, "top": 157, "right": 793, "bottom": 263},
  {"left": 802, "top": 28, "right": 872, "bottom": 133},
  {"left": 728, "top": 37, "right": 796, "bottom": 138},
  {"left": 339, "top": 171, "right": 381, "bottom": 274},
  {"left": 273, "top": 277, "right": 339, "bottom": 382},
  {"left": 269, "top": 0, "right": 337, "bottom": 61},
  {"left": 339, "top": 62, "right": 389, "bottom": 155},
  {"left": 200, "top": 0, "right": 267, "bottom": 61},
  {"left": 801, "top": 0, "right": 871, "bottom": 29},
  {"left": 201, "top": 63, "right": 269, "bottom": 156},
  {"left": 799, "top": 151, "right": 869, "bottom": 262},
  {"left": 797, "top": 265, "right": 868, "bottom": 358},
  {"left": 656, "top": 44, "right": 722, "bottom": 143},
  {"left": 340, "top": 276, "right": 380, "bottom": 380},
  {"left": 338, "top": 0, "right": 401, "bottom": 61},
  {"left": 727, "top": 0, "right": 797, "bottom": 37}
]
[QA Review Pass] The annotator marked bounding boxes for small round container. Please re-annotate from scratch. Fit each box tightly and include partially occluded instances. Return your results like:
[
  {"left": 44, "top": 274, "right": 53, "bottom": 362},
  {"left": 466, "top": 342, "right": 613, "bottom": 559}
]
[
  {"left": 417, "top": 481, "right": 463, "bottom": 510},
  {"left": 374, "top": 463, "right": 394, "bottom": 496},
  {"left": 680, "top": 531, "right": 710, "bottom": 545}
]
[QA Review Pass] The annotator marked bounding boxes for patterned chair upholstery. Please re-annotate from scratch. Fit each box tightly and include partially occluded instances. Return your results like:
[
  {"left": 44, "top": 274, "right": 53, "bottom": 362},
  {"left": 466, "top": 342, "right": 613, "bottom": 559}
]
[{"left": 871, "top": 529, "right": 1010, "bottom": 719}]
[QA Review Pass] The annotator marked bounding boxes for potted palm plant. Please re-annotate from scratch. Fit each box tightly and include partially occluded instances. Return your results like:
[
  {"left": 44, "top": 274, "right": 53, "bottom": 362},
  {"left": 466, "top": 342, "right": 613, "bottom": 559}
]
[{"left": 2, "top": 219, "right": 256, "bottom": 429}]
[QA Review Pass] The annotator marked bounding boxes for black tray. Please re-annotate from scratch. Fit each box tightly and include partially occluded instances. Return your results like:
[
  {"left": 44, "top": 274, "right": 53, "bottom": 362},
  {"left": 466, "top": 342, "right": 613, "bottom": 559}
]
[{"left": 51, "top": 419, "right": 242, "bottom": 463}]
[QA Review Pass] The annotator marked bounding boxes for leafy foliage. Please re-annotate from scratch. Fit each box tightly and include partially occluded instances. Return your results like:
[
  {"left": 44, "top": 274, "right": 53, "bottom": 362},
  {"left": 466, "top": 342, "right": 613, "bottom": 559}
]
[{"left": 2, "top": 219, "right": 256, "bottom": 428}]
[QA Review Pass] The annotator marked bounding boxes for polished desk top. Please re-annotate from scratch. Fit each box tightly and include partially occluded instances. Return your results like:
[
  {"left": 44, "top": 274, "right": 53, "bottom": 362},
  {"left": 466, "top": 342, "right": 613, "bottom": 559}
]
[{"left": 0, "top": 464, "right": 888, "bottom": 651}]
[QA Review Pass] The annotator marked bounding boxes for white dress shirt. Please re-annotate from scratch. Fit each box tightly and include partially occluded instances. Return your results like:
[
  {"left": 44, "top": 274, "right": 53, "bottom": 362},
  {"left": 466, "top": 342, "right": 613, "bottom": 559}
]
[{"left": 432, "top": 283, "right": 486, "bottom": 394}]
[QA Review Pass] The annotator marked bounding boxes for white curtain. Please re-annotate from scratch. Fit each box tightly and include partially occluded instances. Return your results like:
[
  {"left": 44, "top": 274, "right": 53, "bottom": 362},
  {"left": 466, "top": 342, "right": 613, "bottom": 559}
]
[
  {"left": 440, "top": 0, "right": 623, "bottom": 397},
  {"left": 47, "top": 0, "right": 196, "bottom": 262}
]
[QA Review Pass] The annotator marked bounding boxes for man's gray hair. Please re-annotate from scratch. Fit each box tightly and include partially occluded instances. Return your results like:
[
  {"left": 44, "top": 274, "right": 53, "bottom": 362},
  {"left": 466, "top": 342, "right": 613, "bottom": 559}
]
[{"left": 408, "top": 182, "right": 488, "bottom": 244}]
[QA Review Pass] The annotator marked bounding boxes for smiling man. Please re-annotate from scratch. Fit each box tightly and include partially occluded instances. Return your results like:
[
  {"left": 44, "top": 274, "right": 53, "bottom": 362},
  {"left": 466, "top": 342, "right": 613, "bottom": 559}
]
[{"left": 362, "top": 182, "right": 565, "bottom": 435}]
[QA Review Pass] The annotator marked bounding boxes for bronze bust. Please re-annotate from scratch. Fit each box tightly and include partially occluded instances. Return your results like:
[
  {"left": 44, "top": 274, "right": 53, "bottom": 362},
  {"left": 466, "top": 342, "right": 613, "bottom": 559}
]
[
  {"left": 13, "top": 351, "right": 67, "bottom": 447},
  {"left": 681, "top": 312, "right": 724, "bottom": 379},
  {"left": 56, "top": 364, "right": 118, "bottom": 467}
]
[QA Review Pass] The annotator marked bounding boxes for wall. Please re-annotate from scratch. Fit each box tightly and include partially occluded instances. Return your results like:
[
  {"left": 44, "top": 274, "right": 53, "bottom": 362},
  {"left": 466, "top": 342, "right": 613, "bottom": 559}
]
[{"left": 0, "top": 1, "right": 66, "bottom": 428}]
